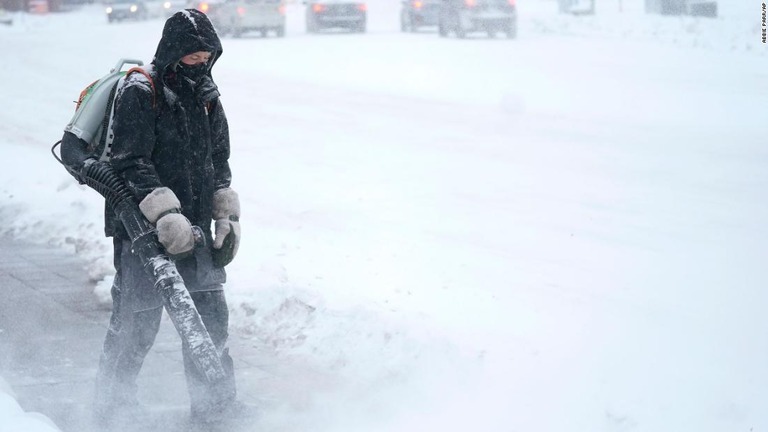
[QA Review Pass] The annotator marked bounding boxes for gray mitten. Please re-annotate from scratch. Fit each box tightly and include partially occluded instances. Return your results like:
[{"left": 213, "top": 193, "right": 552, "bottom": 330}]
[
  {"left": 139, "top": 187, "right": 195, "bottom": 257},
  {"left": 212, "top": 188, "right": 241, "bottom": 266},
  {"left": 156, "top": 213, "right": 195, "bottom": 256}
]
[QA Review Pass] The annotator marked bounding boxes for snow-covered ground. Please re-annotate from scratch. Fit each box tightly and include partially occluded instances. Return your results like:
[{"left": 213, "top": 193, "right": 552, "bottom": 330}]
[{"left": 1, "top": 1, "right": 766, "bottom": 430}]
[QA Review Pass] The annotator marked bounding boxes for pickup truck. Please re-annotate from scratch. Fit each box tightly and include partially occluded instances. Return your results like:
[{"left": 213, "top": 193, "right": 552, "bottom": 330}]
[{"left": 209, "top": 0, "right": 287, "bottom": 37}]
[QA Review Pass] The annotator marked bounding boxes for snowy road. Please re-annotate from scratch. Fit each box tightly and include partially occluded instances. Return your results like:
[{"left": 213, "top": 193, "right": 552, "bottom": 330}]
[{"left": 2, "top": 2, "right": 767, "bottom": 431}]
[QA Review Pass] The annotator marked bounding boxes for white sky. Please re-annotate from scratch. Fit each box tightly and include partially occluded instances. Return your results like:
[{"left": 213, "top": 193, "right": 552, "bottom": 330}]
[{"left": 1, "top": 1, "right": 766, "bottom": 430}]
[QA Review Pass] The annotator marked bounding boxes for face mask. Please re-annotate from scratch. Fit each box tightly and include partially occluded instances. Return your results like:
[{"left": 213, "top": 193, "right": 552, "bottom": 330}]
[{"left": 177, "top": 62, "right": 208, "bottom": 83}]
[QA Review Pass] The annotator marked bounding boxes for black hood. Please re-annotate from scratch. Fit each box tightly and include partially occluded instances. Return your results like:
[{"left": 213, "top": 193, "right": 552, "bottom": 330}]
[{"left": 153, "top": 9, "right": 222, "bottom": 81}]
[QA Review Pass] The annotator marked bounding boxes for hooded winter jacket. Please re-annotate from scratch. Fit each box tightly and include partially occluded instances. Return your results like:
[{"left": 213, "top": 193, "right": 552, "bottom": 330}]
[{"left": 107, "top": 9, "right": 231, "bottom": 241}]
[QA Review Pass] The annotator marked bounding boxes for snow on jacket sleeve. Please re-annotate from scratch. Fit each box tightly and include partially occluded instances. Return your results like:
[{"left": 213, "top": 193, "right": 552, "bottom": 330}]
[
  {"left": 209, "top": 99, "right": 232, "bottom": 192},
  {"left": 109, "top": 75, "right": 165, "bottom": 203}
]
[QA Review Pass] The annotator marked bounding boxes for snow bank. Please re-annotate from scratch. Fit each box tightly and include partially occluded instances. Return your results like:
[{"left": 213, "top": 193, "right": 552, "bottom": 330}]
[
  {"left": 0, "top": 377, "right": 62, "bottom": 432},
  {"left": 526, "top": 7, "right": 763, "bottom": 53},
  {"left": 528, "top": 0, "right": 762, "bottom": 55}
]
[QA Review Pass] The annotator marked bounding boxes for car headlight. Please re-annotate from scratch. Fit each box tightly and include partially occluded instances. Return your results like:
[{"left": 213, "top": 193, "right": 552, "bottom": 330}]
[
  {"left": 164, "top": 1, "right": 171, "bottom": 8},
  {"left": 130, "top": 4, "right": 138, "bottom": 12},
  {"left": 106, "top": 6, "right": 113, "bottom": 13}
]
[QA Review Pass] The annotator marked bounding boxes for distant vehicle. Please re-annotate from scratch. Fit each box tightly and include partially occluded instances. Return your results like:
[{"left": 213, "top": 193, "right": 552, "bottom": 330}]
[
  {"left": 305, "top": 0, "right": 366, "bottom": 33},
  {"left": 191, "top": 0, "right": 223, "bottom": 15},
  {"left": 438, "top": 0, "right": 517, "bottom": 38},
  {"left": 161, "top": 0, "right": 188, "bottom": 16},
  {"left": 142, "top": 0, "right": 182, "bottom": 18},
  {"left": 0, "top": 8, "right": 12, "bottom": 25},
  {"left": 28, "top": 0, "right": 49, "bottom": 13},
  {"left": 400, "top": 0, "right": 440, "bottom": 32},
  {"left": 105, "top": 0, "right": 150, "bottom": 22},
  {"left": 209, "top": 0, "right": 286, "bottom": 37}
]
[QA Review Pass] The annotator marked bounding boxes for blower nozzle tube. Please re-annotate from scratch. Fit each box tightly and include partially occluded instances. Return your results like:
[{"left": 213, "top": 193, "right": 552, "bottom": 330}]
[{"left": 52, "top": 133, "right": 226, "bottom": 384}]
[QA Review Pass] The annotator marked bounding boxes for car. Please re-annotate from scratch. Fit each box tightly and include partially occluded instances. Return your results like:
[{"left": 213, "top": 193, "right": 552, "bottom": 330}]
[
  {"left": 143, "top": 0, "right": 162, "bottom": 17},
  {"left": 438, "top": 0, "right": 516, "bottom": 38},
  {"left": 28, "top": 0, "right": 48, "bottom": 13},
  {"left": 105, "top": 0, "right": 150, "bottom": 22},
  {"left": 209, "top": 0, "right": 286, "bottom": 37},
  {"left": 191, "top": 0, "right": 224, "bottom": 16},
  {"left": 305, "top": 0, "right": 366, "bottom": 33},
  {"left": 400, "top": 0, "right": 440, "bottom": 32},
  {"left": 0, "top": 8, "right": 12, "bottom": 26},
  {"left": 161, "top": 0, "right": 189, "bottom": 17}
]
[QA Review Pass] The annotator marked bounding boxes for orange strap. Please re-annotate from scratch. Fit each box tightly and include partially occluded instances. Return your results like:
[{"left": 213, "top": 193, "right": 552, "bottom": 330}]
[
  {"left": 75, "top": 80, "right": 99, "bottom": 111},
  {"left": 126, "top": 67, "right": 157, "bottom": 108}
]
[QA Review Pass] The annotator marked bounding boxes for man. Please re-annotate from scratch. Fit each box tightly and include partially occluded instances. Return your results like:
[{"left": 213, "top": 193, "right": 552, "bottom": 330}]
[{"left": 94, "top": 9, "right": 242, "bottom": 425}]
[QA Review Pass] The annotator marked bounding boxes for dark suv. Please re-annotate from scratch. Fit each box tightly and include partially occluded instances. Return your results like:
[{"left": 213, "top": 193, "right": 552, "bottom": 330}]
[
  {"left": 438, "top": 0, "right": 517, "bottom": 38},
  {"left": 400, "top": 0, "right": 441, "bottom": 32}
]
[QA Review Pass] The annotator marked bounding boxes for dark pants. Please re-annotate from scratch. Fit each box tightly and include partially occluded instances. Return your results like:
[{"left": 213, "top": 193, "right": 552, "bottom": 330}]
[{"left": 95, "top": 238, "right": 235, "bottom": 418}]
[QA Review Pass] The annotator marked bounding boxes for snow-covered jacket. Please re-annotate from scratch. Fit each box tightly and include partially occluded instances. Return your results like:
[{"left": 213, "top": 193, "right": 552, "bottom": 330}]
[{"left": 106, "top": 9, "right": 231, "bottom": 240}]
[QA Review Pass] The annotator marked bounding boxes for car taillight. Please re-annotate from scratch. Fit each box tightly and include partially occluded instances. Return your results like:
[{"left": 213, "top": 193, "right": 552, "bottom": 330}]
[
  {"left": 507, "top": 0, "right": 515, "bottom": 5},
  {"left": 198, "top": 1, "right": 209, "bottom": 13},
  {"left": 278, "top": 4, "right": 286, "bottom": 14},
  {"left": 464, "top": 0, "right": 476, "bottom": 6},
  {"left": 236, "top": 6, "right": 246, "bottom": 15},
  {"left": 312, "top": 3, "right": 325, "bottom": 12},
  {"left": 412, "top": 0, "right": 422, "bottom": 8},
  {"left": 357, "top": 3, "right": 367, "bottom": 11}
]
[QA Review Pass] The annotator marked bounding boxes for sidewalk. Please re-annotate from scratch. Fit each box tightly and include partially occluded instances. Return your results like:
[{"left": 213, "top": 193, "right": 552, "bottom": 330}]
[{"left": 0, "top": 236, "right": 305, "bottom": 432}]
